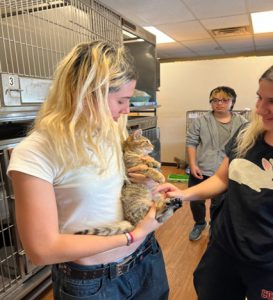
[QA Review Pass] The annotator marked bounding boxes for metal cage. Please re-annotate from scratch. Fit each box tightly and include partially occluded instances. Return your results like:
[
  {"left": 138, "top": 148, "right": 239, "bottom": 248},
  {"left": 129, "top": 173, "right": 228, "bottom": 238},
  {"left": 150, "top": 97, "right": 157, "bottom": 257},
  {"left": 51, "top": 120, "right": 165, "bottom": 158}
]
[
  {"left": 186, "top": 109, "right": 252, "bottom": 132},
  {"left": 0, "top": 0, "right": 124, "bottom": 298},
  {"left": 0, "top": 0, "right": 122, "bottom": 78}
]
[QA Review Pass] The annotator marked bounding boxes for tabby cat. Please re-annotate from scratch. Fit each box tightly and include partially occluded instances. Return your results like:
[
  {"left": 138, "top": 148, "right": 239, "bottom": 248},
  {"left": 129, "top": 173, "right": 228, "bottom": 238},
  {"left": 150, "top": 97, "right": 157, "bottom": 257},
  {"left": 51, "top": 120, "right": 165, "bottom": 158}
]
[{"left": 76, "top": 129, "right": 182, "bottom": 235}]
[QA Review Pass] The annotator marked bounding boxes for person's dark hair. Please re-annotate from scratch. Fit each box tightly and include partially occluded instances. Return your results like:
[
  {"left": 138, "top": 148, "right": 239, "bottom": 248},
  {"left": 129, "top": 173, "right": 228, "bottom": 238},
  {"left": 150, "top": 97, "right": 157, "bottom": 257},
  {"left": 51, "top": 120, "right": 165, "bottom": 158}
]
[{"left": 209, "top": 86, "right": 237, "bottom": 110}]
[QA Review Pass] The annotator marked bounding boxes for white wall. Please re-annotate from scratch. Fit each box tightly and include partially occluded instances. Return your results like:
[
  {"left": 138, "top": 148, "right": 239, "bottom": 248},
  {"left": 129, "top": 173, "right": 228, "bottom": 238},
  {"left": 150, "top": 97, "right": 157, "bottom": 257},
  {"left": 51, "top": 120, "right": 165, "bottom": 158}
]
[{"left": 157, "top": 55, "right": 273, "bottom": 163}]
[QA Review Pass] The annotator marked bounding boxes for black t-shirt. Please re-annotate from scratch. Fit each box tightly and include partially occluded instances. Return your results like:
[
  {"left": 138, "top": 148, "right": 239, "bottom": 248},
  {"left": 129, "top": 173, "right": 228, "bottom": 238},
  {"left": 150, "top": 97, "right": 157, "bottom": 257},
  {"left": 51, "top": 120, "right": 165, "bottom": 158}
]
[{"left": 213, "top": 131, "right": 273, "bottom": 265}]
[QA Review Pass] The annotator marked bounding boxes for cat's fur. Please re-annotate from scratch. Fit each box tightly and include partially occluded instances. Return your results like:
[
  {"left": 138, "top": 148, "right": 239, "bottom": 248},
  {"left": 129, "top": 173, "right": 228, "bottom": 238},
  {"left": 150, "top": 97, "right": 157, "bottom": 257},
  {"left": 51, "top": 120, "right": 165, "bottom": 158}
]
[{"left": 76, "top": 129, "right": 182, "bottom": 235}]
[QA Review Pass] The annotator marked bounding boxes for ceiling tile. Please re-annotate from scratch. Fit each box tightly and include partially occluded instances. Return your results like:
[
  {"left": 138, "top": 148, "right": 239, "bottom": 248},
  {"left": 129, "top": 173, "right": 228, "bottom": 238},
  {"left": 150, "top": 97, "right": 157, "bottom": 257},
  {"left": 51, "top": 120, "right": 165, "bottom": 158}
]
[
  {"left": 200, "top": 15, "right": 250, "bottom": 29},
  {"left": 182, "top": 0, "right": 247, "bottom": 18},
  {"left": 254, "top": 33, "right": 273, "bottom": 50},
  {"left": 99, "top": 0, "right": 151, "bottom": 26},
  {"left": 216, "top": 36, "right": 254, "bottom": 49},
  {"left": 181, "top": 39, "right": 225, "bottom": 56},
  {"left": 157, "top": 21, "right": 211, "bottom": 41},
  {"left": 254, "top": 33, "right": 273, "bottom": 45},
  {"left": 194, "top": 49, "right": 226, "bottom": 56},
  {"left": 131, "top": 0, "right": 195, "bottom": 25},
  {"left": 98, "top": 0, "right": 273, "bottom": 60},
  {"left": 255, "top": 44, "right": 273, "bottom": 50},
  {"left": 100, "top": 0, "right": 194, "bottom": 26},
  {"left": 157, "top": 44, "right": 198, "bottom": 59},
  {"left": 157, "top": 42, "right": 196, "bottom": 54},
  {"left": 224, "top": 47, "right": 255, "bottom": 54},
  {"left": 157, "top": 42, "right": 191, "bottom": 51},
  {"left": 246, "top": 0, "right": 273, "bottom": 12}
]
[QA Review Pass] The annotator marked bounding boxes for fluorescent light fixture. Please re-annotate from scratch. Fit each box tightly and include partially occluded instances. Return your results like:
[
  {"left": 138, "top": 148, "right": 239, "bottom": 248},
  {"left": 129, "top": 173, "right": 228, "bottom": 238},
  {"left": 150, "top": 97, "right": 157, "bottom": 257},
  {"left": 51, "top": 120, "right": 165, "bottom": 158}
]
[
  {"left": 251, "top": 10, "right": 273, "bottom": 33},
  {"left": 143, "top": 26, "right": 174, "bottom": 44}
]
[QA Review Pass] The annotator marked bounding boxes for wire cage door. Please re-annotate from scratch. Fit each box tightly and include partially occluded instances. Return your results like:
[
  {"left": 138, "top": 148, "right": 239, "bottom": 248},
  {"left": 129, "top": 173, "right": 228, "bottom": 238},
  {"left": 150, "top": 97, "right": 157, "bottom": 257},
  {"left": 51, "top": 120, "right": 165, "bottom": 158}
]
[
  {"left": 0, "top": 0, "right": 123, "bottom": 117},
  {"left": 0, "top": 0, "right": 125, "bottom": 298}
]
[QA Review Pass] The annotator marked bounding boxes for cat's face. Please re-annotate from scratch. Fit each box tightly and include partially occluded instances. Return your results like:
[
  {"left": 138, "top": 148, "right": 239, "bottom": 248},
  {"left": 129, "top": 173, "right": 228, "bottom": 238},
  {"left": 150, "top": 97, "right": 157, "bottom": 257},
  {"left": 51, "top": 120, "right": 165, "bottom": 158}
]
[
  {"left": 134, "top": 136, "right": 154, "bottom": 155},
  {"left": 127, "top": 130, "right": 154, "bottom": 155}
]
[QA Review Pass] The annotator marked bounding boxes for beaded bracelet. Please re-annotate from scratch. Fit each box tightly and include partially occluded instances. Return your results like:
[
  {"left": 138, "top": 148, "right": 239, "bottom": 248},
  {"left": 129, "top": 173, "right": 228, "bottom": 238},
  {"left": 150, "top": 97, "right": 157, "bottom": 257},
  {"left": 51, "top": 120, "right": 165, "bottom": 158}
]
[{"left": 124, "top": 232, "right": 135, "bottom": 246}]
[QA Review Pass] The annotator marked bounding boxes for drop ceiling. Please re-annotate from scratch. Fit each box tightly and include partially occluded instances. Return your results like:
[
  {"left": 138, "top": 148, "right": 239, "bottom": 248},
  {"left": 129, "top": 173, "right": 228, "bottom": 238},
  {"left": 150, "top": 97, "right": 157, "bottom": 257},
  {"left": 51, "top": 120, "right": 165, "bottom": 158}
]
[{"left": 99, "top": 0, "right": 273, "bottom": 62}]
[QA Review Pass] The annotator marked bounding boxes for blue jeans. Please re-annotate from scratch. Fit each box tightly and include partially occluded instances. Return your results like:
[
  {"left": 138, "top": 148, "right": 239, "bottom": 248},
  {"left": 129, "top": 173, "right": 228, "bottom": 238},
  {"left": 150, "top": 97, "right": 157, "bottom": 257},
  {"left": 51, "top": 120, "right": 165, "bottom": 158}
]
[{"left": 52, "top": 234, "right": 169, "bottom": 299}]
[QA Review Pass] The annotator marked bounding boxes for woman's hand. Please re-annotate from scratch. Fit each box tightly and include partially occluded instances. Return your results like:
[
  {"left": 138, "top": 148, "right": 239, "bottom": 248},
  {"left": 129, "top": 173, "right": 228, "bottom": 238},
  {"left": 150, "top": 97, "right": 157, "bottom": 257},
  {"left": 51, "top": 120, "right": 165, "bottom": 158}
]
[
  {"left": 154, "top": 183, "right": 184, "bottom": 199},
  {"left": 131, "top": 203, "right": 161, "bottom": 241},
  {"left": 127, "top": 164, "right": 153, "bottom": 185}
]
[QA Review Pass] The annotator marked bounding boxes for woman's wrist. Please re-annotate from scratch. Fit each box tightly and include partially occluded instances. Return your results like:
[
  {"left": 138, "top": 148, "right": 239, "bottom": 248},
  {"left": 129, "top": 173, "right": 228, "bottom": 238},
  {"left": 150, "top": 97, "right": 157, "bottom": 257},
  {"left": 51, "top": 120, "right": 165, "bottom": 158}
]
[
  {"left": 130, "top": 227, "right": 144, "bottom": 243},
  {"left": 124, "top": 232, "right": 135, "bottom": 246}
]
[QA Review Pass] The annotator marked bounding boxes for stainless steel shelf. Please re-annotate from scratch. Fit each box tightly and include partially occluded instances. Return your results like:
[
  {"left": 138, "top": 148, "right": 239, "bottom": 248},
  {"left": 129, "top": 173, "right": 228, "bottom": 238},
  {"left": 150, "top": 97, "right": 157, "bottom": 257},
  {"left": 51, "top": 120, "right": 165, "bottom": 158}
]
[{"left": 129, "top": 105, "right": 160, "bottom": 114}]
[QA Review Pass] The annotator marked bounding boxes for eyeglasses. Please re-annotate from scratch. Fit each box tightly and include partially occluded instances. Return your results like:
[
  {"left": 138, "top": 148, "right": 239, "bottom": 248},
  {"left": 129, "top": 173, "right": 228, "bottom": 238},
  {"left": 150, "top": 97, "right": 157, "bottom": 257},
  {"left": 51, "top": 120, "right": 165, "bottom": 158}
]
[{"left": 210, "top": 98, "right": 231, "bottom": 104}]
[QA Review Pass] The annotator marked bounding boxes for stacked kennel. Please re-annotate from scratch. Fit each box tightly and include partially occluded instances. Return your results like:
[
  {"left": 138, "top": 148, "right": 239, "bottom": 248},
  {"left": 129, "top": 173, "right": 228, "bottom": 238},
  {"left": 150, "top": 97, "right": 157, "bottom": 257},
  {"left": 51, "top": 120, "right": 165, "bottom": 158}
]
[
  {"left": 186, "top": 109, "right": 252, "bottom": 132},
  {"left": 0, "top": 0, "right": 123, "bottom": 299}
]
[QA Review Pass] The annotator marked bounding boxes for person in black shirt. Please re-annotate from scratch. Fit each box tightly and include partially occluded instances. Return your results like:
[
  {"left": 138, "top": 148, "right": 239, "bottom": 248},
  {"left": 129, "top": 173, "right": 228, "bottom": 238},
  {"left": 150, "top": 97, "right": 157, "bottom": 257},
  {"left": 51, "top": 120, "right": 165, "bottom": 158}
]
[{"left": 155, "top": 65, "right": 273, "bottom": 300}]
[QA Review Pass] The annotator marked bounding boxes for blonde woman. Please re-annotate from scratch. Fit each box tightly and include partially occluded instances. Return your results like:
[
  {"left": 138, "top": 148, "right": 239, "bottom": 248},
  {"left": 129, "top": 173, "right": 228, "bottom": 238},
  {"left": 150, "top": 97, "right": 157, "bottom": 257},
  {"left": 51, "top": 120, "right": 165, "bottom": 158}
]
[
  {"left": 8, "top": 41, "right": 169, "bottom": 299},
  {"left": 156, "top": 65, "right": 273, "bottom": 300}
]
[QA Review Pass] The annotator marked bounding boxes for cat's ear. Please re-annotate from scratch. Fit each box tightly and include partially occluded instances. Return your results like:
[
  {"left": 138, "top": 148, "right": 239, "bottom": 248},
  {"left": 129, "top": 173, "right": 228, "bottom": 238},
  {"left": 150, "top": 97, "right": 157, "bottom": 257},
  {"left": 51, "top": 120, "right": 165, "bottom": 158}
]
[{"left": 133, "top": 129, "right": 143, "bottom": 139}]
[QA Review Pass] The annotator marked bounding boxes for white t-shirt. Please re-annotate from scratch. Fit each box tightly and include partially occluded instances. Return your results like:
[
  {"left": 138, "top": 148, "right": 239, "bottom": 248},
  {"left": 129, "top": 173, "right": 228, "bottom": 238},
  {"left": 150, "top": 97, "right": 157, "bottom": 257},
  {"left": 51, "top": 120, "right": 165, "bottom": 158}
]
[{"left": 7, "top": 131, "right": 124, "bottom": 234}]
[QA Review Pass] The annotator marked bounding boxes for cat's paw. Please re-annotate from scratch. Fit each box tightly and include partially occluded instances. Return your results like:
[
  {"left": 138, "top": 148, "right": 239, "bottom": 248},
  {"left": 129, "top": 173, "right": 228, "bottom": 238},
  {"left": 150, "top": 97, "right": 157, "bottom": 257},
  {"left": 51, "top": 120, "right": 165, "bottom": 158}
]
[
  {"left": 153, "top": 161, "right": 161, "bottom": 168},
  {"left": 155, "top": 198, "right": 183, "bottom": 223},
  {"left": 166, "top": 198, "right": 183, "bottom": 211},
  {"left": 146, "top": 170, "right": 165, "bottom": 183},
  {"left": 153, "top": 172, "right": 165, "bottom": 184},
  {"left": 158, "top": 173, "right": 166, "bottom": 183}
]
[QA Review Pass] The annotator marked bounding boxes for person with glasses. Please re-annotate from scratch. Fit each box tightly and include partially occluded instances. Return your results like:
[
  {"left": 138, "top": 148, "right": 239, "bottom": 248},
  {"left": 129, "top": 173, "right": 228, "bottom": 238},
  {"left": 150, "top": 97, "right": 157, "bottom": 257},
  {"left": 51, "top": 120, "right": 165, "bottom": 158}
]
[
  {"left": 155, "top": 65, "right": 273, "bottom": 300},
  {"left": 186, "top": 86, "right": 247, "bottom": 241}
]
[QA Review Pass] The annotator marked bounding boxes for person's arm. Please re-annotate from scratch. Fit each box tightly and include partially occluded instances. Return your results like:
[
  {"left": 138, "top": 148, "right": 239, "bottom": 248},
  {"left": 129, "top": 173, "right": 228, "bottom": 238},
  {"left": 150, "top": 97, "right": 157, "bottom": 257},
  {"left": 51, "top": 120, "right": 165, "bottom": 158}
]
[
  {"left": 186, "top": 146, "right": 203, "bottom": 179},
  {"left": 155, "top": 156, "right": 229, "bottom": 201},
  {"left": 127, "top": 164, "right": 160, "bottom": 185},
  {"left": 186, "top": 117, "right": 204, "bottom": 179},
  {"left": 11, "top": 171, "right": 160, "bottom": 266}
]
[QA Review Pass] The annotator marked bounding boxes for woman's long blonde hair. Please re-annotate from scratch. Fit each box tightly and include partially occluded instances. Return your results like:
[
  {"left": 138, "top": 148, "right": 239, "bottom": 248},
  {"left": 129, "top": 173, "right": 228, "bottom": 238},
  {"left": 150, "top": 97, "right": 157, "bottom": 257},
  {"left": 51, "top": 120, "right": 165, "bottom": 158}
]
[
  {"left": 33, "top": 41, "right": 136, "bottom": 172},
  {"left": 235, "top": 65, "right": 273, "bottom": 157}
]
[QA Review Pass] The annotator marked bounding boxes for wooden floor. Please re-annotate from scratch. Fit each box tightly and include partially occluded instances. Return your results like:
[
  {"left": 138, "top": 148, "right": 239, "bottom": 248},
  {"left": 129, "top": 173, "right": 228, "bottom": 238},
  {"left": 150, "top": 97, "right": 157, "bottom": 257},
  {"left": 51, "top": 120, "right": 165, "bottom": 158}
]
[
  {"left": 38, "top": 166, "right": 210, "bottom": 300},
  {"left": 156, "top": 166, "right": 209, "bottom": 300}
]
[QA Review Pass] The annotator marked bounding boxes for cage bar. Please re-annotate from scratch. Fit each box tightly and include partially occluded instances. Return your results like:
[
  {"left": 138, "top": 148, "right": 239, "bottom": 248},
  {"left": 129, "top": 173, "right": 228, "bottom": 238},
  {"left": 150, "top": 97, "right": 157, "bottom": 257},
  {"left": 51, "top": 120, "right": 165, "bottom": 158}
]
[
  {"left": 0, "top": 0, "right": 123, "bottom": 78},
  {"left": 0, "top": 0, "right": 124, "bottom": 298}
]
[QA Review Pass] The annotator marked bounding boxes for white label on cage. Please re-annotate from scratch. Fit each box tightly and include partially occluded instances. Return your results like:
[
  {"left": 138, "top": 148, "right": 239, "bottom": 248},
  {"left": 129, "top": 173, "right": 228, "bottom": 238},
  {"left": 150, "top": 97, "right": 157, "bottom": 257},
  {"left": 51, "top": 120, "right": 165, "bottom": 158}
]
[
  {"left": 188, "top": 112, "right": 199, "bottom": 119},
  {"left": 1, "top": 74, "right": 21, "bottom": 106},
  {"left": 20, "top": 77, "right": 52, "bottom": 103}
]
